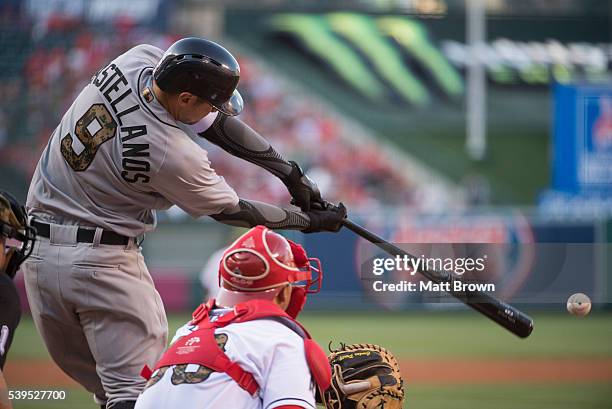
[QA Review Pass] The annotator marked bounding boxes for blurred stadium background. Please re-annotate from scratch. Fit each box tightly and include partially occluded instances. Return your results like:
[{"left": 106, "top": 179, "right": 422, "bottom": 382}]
[{"left": 1, "top": 0, "right": 611, "bottom": 408}]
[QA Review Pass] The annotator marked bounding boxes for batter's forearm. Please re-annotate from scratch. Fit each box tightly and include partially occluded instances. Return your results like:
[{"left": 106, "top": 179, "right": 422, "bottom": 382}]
[
  {"left": 198, "top": 115, "right": 293, "bottom": 180},
  {"left": 210, "top": 199, "right": 310, "bottom": 230}
]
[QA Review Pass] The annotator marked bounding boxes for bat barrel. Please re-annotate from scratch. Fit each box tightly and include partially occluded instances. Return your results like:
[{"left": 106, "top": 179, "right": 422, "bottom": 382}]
[{"left": 341, "top": 218, "right": 534, "bottom": 338}]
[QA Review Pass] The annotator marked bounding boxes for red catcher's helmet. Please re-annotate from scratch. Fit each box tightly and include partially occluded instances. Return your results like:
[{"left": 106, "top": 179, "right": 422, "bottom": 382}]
[{"left": 216, "top": 226, "right": 322, "bottom": 318}]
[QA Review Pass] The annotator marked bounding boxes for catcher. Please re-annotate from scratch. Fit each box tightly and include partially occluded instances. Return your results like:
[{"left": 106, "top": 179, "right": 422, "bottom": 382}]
[
  {"left": 135, "top": 226, "right": 330, "bottom": 409},
  {"left": 0, "top": 191, "right": 37, "bottom": 409},
  {"left": 134, "top": 225, "right": 404, "bottom": 409}
]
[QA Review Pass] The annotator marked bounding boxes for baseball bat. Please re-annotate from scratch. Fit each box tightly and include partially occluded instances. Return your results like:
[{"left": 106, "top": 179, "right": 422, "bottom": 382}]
[{"left": 341, "top": 218, "right": 534, "bottom": 338}]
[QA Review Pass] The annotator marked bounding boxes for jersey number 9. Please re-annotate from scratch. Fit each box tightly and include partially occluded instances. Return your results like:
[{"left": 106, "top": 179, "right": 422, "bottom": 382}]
[{"left": 61, "top": 104, "right": 118, "bottom": 171}]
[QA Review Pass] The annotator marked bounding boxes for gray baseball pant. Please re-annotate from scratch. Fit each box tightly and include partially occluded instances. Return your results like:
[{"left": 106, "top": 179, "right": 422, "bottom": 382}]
[{"left": 22, "top": 222, "right": 168, "bottom": 407}]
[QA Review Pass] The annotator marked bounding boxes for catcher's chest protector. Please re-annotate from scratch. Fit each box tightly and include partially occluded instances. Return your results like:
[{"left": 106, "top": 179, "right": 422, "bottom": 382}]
[{"left": 147, "top": 299, "right": 331, "bottom": 395}]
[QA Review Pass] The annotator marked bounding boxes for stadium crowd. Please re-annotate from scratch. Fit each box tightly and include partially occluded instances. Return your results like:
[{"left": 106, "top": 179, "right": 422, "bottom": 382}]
[{"left": 0, "top": 12, "right": 419, "bottom": 216}]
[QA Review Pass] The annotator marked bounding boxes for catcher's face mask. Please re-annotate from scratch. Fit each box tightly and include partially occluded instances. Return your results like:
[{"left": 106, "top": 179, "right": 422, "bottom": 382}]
[
  {"left": 217, "top": 226, "right": 322, "bottom": 318},
  {"left": 0, "top": 192, "right": 36, "bottom": 279}
]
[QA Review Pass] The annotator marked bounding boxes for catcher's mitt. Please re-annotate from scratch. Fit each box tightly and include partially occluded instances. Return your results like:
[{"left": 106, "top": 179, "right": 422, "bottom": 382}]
[{"left": 323, "top": 343, "right": 404, "bottom": 409}]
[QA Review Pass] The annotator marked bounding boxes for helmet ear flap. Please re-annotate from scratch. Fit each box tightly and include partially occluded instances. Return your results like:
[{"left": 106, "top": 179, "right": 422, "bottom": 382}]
[
  {"left": 285, "top": 286, "right": 307, "bottom": 319},
  {"left": 287, "top": 240, "right": 308, "bottom": 268}
]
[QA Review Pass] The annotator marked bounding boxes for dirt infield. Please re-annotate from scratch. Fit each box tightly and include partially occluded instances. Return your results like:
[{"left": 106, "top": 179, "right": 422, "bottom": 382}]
[{"left": 6, "top": 358, "right": 612, "bottom": 387}]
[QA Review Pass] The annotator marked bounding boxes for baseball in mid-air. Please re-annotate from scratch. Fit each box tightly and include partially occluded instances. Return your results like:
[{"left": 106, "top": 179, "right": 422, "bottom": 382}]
[{"left": 566, "top": 293, "right": 592, "bottom": 316}]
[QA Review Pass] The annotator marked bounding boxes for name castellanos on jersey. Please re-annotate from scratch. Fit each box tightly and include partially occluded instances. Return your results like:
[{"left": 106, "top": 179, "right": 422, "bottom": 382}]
[{"left": 91, "top": 63, "right": 151, "bottom": 184}]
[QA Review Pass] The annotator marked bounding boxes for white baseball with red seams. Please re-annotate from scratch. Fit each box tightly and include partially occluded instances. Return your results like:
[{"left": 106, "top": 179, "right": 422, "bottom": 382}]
[{"left": 566, "top": 293, "right": 592, "bottom": 316}]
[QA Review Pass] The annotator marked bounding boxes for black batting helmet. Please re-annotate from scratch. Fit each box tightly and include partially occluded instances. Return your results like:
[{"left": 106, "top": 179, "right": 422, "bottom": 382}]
[{"left": 153, "top": 37, "right": 243, "bottom": 116}]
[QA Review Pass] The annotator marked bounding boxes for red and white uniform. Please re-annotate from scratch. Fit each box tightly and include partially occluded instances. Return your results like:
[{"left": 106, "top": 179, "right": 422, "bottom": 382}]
[
  {"left": 135, "top": 308, "right": 316, "bottom": 409},
  {"left": 135, "top": 226, "right": 329, "bottom": 409}
]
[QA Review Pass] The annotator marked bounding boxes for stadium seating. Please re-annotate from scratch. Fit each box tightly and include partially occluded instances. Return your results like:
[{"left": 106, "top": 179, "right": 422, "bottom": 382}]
[{"left": 0, "top": 13, "right": 417, "bottom": 212}]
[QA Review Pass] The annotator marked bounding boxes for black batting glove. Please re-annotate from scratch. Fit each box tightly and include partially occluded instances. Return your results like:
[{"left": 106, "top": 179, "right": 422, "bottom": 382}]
[
  {"left": 303, "top": 202, "right": 347, "bottom": 233},
  {"left": 284, "top": 161, "right": 322, "bottom": 212}
]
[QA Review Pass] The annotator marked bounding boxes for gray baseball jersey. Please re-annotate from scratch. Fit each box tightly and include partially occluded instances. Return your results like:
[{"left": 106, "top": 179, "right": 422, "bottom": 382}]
[{"left": 27, "top": 44, "right": 239, "bottom": 237}]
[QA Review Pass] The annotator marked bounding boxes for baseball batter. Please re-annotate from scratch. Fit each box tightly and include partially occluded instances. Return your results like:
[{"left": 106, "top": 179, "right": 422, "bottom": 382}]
[
  {"left": 22, "top": 37, "right": 346, "bottom": 409},
  {"left": 135, "top": 226, "right": 329, "bottom": 409}
]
